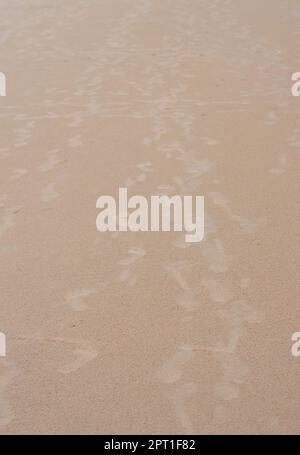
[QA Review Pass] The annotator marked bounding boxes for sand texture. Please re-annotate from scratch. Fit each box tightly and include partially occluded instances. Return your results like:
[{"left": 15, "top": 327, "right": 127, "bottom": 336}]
[{"left": 0, "top": 0, "right": 299, "bottom": 434}]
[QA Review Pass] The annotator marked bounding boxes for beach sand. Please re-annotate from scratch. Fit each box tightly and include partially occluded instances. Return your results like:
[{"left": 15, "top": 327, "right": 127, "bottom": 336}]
[{"left": 0, "top": 0, "right": 299, "bottom": 434}]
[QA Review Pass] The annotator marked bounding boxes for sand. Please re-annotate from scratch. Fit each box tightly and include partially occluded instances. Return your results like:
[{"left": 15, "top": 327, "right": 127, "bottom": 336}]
[{"left": 0, "top": 0, "right": 299, "bottom": 435}]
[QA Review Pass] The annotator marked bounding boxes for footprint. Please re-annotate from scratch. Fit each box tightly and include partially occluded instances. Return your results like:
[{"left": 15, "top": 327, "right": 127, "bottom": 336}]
[
  {"left": 202, "top": 239, "right": 230, "bottom": 273},
  {"left": 41, "top": 182, "right": 58, "bottom": 202},
  {"left": 158, "top": 142, "right": 183, "bottom": 159},
  {"left": 214, "top": 354, "right": 249, "bottom": 401},
  {"left": 207, "top": 192, "right": 230, "bottom": 210},
  {"left": 231, "top": 214, "right": 259, "bottom": 235},
  {"left": 156, "top": 184, "right": 176, "bottom": 196},
  {"left": 0, "top": 212, "right": 16, "bottom": 239},
  {"left": 157, "top": 345, "right": 194, "bottom": 384},
  {"left": 136, "top": 173, "right": 146, "bottom": 182},
  {"left": 118, "top": 269, "right": 137, "bottom": 286},
  {"left": 217, "top": 300, "right": 264, "bottom": 325},
  {"left": 265, "top": 111, "right": 277, "bottom": 126},
  {"left": 288, "top": 129, "right": 300, "bottom": 147},
  {"left": 119, "top": 269, "right": 130, "bottom": 283},
  {"left": 136, "top": 161, "right": 153, "bottom": 173},
  {"left": 270, "top": 153, "right": 287, "bottom": 175},
  {"left": 172, "top": 234, "right": 192, "bottom": 249},
  {"left": 123, "top": 162, "right": 152, "bottom": 188},
  {"left": 58, "top": 348, "right": 98, "bottom": 374},
  {"left": 200, "top": 136, "right": 219, "bottom": 145},
  {"left": 213, "top": 298, "right": 264, "bottom": 403},
  {"left": 0, "top": 195, "right": 8, "bottom": 208},
  {"left": 0, "top": 147, "right": 9, "bottom": 158},
  {"left": 39, "top": 149, "right": 61, "bottom": 172},
  {"left": 118, "top": 247, "right": 146, "bottom": 266},
  {"left": 124, "top": 176, "right": 136, "bottom": 188},
  {"left": 176, "top": 289, "right": 200, "bottom": 311},
  {"left": 164, "top": 261, "right": 190, "bottom": 290},
  {"left": 67, "top": 114, "right": 83, "bottom": 128},
  {"left": 184, "top": 158, "right": 214, "bottom": 178},
  {"left": 15, "top": 334, "right": 98, "bottom": 376},
  {"left": 14, "top": 141, "right": 28, "bottom": 148},
  {"left": 64, "top": 289, "right": 95, "bottom": 311},
  {"left": 68, "top": 135, "right": 82, "bottom": 148},
  {"left": 11, "top": 168, "right": 28, "bottom": 179},
  {"left": 202, "top": 279, "right": 233, "bottom": 303}
]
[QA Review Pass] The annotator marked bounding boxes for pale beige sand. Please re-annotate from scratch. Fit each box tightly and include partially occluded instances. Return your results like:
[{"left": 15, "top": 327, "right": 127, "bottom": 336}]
[{"left": 0, "top": 0, "right": 299, "bottom": 435}]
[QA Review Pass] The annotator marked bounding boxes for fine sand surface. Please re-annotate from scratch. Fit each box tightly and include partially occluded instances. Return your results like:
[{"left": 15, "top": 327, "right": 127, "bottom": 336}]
[{"left": 0, "top": 0, "right": 299, "bottom": 434}]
